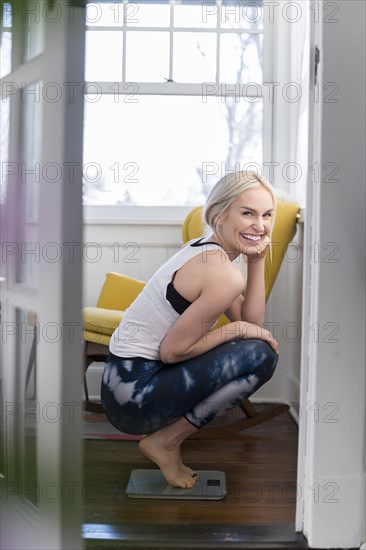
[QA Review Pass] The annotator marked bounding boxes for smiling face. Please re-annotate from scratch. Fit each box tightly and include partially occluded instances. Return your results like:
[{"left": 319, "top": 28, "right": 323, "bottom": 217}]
[{"left": 216, "top": 186, "right": 275, "bottom": 260}]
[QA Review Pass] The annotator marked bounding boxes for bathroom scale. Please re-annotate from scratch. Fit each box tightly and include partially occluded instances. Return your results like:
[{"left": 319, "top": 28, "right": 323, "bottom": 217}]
[{"left": 126, "top": 469, "right": 226, "bottom": 500}]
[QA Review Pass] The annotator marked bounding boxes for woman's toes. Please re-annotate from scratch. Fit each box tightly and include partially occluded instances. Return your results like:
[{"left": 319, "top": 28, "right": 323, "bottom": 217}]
[
  {"left": 181, "top": 463, "right": 196, "bottom": 476},
  {"left": 174, "top": 475, "right": 195, "bottom": 489}
]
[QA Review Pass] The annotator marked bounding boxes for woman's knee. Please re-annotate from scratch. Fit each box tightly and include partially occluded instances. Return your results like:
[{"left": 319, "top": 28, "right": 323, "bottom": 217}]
[{"left": 250, "top": 339, "right": 279, "bottom": 381}]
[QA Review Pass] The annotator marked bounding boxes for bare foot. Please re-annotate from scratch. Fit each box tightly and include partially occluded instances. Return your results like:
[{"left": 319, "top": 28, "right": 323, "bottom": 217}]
[
  {"left": 181, "top": 463, "right": 197, "bottom": 477},
  {"left": 178, "top": 450, "right": 197, "bottom": 477},
  {"left": 139, "top": 435, "right": 197, "bottom": 489}
]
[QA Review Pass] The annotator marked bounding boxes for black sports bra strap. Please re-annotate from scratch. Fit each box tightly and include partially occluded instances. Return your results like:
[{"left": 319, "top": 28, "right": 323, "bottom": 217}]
[{"left": 190, "top": 237, "right": 225, "bottom": 249}]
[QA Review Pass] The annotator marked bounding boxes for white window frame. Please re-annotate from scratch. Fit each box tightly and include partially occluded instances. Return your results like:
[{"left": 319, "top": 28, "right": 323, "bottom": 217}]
[{"left": 83, "top": 0, "right": 275, "bottom": 225}]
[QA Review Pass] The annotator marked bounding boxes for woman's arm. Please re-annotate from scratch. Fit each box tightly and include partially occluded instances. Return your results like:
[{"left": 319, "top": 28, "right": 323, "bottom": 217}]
[
  {"left": 225, "top": 244, "right": 269, "bottom": 327},
  {"left": 240, "top": 257, "right": 266, "bottom": 326},
  {"left": 224, "top": 261, "right": 265, "bottom": 326},
  {"left": 159, "top": 261, "right": 277, "bottom": 364}
]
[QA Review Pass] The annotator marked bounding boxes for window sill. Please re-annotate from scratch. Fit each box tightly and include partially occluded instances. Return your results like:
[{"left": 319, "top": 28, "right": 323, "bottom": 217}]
[
  {"left": 83, "top": 205, "right": 194, "bottom": 226},
  {"left": 83, "top": 205, "right": 305, "bottom": 226}
]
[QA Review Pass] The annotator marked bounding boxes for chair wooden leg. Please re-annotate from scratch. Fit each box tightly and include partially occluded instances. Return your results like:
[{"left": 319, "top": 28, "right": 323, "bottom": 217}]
[
  {"left": 188, "top": 401, "right": 290, "bottom": 439},
  {"left": 84, "top": 401, "right": 105, "bottom": 414},
  {"left": 83, "top": 349, "right": 95, "bottom": 404},
  {"left": 83, "top": 374, "right": 90, "bottom": 402},
  {"left": 239, "top": 399, "right": 259, "bottom": 418}
]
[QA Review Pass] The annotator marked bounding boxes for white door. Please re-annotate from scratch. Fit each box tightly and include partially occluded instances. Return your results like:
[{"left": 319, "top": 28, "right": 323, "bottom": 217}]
[{"left": 1, "top": 1, "right": 85, "bottom": 548}]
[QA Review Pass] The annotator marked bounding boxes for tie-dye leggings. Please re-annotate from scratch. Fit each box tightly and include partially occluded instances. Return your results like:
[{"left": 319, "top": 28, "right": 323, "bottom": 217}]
[{"left": 100, "top": 338, "right": 278, "bottom": 435}]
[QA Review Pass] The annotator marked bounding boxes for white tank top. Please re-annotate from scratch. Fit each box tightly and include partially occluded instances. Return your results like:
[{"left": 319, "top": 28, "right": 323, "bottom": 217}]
[{"left": 109, "top": 238, "right": 227, "bottom": 360}]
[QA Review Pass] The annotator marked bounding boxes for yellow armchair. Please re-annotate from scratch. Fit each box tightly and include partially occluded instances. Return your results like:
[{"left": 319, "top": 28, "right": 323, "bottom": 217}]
[{"left": 83, "top": 272, "right": 145, "bottom": 347}]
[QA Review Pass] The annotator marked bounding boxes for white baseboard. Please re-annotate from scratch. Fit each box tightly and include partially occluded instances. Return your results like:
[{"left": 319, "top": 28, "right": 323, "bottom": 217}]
[
  {"left": 285, "top": 371, "right": 300, "bottom": 424},
  {"left": 85, "top": 362, "right": 105, "bottom": 401}
]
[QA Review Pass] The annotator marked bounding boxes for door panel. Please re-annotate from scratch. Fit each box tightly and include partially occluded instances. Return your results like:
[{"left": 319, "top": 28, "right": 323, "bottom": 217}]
[{"left": 0, "top": 2, "right": 86, "bottom": 548}]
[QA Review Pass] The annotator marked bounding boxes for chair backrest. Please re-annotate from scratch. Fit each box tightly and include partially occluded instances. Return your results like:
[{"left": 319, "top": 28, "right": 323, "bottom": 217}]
[
  {"left": 97, "top": 272, "right": 145, "bottom": 310},
  {"left": 182, "top": 199, "right": 300, "bottom": 302}
]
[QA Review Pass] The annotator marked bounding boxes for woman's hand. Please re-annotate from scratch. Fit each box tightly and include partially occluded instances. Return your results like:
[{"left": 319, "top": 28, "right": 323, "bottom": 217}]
[
  {"left": 238, "top": 321, "right": 279, "bottom": 353},
  {"left": 243, "top": 236, "right": 271, "bottom": 262}
]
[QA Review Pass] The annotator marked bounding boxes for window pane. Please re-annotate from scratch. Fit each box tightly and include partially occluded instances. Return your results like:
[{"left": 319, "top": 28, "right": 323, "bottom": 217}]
[
  {"left": 174, "top": 1, "right": 217, "bottom": 29},
  {"left": 85, "top": 1, "right": 171, "bottom": 27},
  {"left": 85, "top": 30, "right": 123, "bottom": 81},
  {"left": 220, "top": 33, "right": 263, "bottom": 84},
  {"left": 86, "top": 2, "right": 124, "bottom": 27},
  {"left": 14, "top": 308, "right": 39, "bottom": 507},
  {"left": 126, "top": 1, "right": 170, "bottom": 27},
  {"left": 83, "top": 95, "right": 262, "bottom": 206},
  {"left": 22, "top": 0, "right": 44, "bottom": 61},
  {"left": 220, "top": 1, "right": 264, "bottom": 30},
  {"left": 173, "top": 32, "right": 216, "bottom": 83},
  {"left": 2, "top": 2, "right": 12, "bottom": 27},
  {"left": 16, "top": 83, "right": 42, "bottom": 288},
  {"left": 0, "top": 97, "right": 10, "bottom": 205},
  {"left": 0, "top": 31, "right": 12, "bottom": 77},
  {"left": 126, "top": 31, "right": 169, "bottom": 82}
]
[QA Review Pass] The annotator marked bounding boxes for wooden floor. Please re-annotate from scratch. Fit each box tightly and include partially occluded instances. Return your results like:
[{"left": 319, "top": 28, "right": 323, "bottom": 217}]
[{"left": 83, "top": 404, "right": 308, "bottom": 549}]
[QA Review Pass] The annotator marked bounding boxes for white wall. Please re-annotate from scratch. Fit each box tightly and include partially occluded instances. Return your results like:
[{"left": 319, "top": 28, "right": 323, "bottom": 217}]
[
  {"left": 265, "top": 219, "right": 304, "bottom": 417},
  {"left": 82, "top": 219, "right": 183, "bottom": 307}
]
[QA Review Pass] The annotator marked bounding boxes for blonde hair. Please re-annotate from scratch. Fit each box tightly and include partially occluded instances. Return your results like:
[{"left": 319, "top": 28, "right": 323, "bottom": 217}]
[{"left": 203, "top": 171, "right": 276, "bottom": 239}]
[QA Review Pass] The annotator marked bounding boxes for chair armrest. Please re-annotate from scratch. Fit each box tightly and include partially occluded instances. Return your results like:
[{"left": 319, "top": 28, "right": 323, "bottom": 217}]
[{"left": 83, "top": 306, "right": 124, "bottom": 336}]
